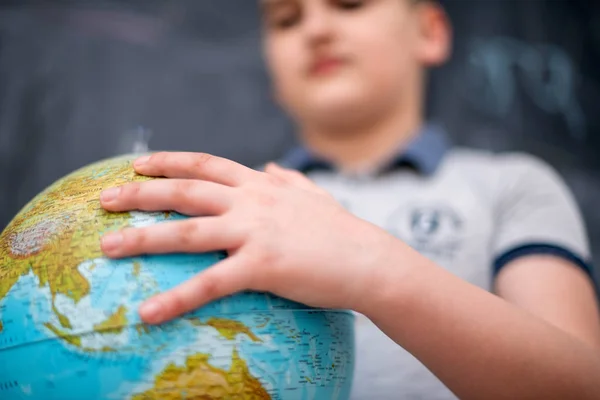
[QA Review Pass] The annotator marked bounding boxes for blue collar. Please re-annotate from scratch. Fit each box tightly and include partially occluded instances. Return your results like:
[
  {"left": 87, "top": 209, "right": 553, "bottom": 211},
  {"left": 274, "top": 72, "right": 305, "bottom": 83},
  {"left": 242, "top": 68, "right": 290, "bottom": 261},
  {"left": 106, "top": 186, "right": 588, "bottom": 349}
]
[{"left": 279, "top": 123, "right": 451, "bottom": 176}]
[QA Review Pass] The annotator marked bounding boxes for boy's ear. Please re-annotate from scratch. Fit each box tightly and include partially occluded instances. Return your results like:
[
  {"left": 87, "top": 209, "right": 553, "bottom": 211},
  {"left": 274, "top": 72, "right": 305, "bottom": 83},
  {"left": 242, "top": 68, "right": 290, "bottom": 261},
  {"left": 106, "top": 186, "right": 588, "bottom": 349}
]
[{"left": 415, "top": 2, "right": 452, "bottom": 67}]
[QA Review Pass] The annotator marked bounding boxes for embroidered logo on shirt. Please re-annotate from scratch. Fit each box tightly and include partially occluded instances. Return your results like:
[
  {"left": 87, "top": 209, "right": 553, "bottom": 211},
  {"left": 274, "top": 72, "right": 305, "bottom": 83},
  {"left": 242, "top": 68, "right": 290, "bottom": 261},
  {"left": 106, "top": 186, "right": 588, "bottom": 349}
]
[{"left": 386, "top": 204, "right": 464, "bottom": 261}]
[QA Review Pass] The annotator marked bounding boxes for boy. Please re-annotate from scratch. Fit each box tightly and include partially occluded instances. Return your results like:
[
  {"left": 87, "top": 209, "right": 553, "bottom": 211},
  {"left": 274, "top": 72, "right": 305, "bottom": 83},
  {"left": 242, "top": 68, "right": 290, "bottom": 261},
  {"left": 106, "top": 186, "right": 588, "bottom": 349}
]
[{"left": 99, "top": 0, "right": 600, "bottom": 398}]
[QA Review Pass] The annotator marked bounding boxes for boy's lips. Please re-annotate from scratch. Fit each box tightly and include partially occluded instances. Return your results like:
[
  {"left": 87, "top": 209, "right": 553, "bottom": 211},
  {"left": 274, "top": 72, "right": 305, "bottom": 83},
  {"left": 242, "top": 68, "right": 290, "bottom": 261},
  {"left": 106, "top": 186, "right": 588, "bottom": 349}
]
[{"left": 308, "top": 55, "right": 347, "bottom": 76}]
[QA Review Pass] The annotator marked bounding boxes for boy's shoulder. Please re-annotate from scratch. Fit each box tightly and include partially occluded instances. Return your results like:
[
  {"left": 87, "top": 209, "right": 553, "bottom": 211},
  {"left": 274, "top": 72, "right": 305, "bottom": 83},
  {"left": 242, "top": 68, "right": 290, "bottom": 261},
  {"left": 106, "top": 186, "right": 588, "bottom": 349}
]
[
  {"left": 439, "top": 146, "right": 572, "bottom": 205},
  {"left": 442, "top": 147, "right": 563, "bottom": 185},
  {"left": 444, "top": 146, "right": 553, "bottom": 172}
]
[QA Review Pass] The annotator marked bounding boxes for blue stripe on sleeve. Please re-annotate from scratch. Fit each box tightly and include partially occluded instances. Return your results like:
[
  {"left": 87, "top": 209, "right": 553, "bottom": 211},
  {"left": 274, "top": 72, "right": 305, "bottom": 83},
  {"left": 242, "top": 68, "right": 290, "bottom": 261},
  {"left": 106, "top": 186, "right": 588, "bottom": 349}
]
[{"left": 493, "top": 243, "right": 595, "bottom": 285}]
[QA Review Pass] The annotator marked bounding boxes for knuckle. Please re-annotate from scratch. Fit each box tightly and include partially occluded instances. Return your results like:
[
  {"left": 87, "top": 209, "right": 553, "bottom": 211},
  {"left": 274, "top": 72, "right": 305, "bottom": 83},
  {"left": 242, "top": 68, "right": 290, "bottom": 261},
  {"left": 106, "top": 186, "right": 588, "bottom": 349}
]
[
  {"left": 246, "top": 251, "right": 279, "bottom": 289},
  {"left": 170, "top": 181, "right": 204, "bottom": 215},
  {"left": 264, "top": 173, "right": 286, "bottom": 187},
  {"left": 258, "top": 192, "right": 278, "bottom": 208},
  {"left": 121, "top": 182, "right": 142, "bottom": 199},
  {"left": 123, "top": 228, "right": 145, "bottom": 251},
  {"left": 177, "top": 221, "right": 199, "bottom": 248},
  {"left": 166, "top": 291, "right": 189, "bottom": 315},
  {"left": 192, "top": 153, "right": 214, "bottom": 170},
  {"left": 248, "top": 241, "right": 279, "bottom": 267},
  {"left": 172, "top": 180, "right": 195, "bottom": 201},
  {"left": 240, "top": 211, "right": 274, "bottom": 237},
  {"left": 256, "top": 213, "right": 275, "bottom": 232},
  {"left": 199, "top": 275, "right": 222, "bottom": 302},
  {"left": 149, "top": 152, "right": 168, "bottom": 165},
  {"left": 243, "top": 182, "right": 279, "bottom": 207},
  {"left": 239, "top": 267, "right": 261, "bottom": 292}
]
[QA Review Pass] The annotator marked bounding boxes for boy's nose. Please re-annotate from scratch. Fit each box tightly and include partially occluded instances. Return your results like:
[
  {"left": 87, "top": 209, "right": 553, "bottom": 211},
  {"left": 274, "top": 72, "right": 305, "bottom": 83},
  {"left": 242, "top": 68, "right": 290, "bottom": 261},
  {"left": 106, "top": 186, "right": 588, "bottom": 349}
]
[{"left": 302, "top": 2, "right": 336, "bottom": 47}]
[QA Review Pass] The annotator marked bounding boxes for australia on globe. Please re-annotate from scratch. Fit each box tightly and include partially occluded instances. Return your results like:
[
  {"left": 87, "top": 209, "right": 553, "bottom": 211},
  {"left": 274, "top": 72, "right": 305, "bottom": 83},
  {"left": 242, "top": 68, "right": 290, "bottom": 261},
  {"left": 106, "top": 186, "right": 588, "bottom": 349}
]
[{"left": 0, "top": 154, "right": 355, "bottom": 400}]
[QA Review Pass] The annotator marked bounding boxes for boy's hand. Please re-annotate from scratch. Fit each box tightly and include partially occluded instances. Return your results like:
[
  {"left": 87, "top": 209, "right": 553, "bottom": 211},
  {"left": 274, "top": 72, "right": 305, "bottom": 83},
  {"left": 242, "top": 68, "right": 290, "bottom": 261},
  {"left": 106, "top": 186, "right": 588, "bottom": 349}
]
[{"left": 99, "top": 152, "right": 396, "bottom": 324}]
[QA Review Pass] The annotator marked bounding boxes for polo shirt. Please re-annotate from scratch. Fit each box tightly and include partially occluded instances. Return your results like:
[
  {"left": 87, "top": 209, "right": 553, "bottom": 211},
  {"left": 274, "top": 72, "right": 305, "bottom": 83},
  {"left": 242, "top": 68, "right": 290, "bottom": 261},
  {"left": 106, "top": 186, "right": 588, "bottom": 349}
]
[{"left": 278, "top": 123, "right": 594, "bottom": 399}]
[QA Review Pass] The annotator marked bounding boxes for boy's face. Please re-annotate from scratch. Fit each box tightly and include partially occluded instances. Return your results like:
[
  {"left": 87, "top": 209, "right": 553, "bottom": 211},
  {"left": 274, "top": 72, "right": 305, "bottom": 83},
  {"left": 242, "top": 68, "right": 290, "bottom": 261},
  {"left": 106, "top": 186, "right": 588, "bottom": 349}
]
[{"left": 260, "top": 0, "right": 450, "bottom": 129}]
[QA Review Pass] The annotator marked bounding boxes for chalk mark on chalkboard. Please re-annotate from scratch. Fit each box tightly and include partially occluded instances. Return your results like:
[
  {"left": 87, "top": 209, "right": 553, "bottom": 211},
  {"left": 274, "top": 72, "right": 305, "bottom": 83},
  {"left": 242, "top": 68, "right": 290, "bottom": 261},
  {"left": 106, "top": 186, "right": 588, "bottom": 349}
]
[{"left": 464, "top": 37, "right": 586, "bottom": 142}]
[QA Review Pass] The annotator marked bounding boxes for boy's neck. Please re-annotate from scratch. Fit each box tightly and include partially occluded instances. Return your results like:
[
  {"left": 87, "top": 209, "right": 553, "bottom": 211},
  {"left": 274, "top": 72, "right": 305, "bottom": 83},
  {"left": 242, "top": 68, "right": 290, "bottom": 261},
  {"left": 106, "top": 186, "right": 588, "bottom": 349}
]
[{"left": 298, "top": 98, "right": 424, "bottom": 175}]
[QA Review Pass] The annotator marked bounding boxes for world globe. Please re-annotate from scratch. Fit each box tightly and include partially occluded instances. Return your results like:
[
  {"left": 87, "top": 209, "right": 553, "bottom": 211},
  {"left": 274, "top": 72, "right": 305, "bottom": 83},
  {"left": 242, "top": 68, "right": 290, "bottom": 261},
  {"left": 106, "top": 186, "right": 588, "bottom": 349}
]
[{"left": 0, "top": 155, "right": 355, "bottom": 400}]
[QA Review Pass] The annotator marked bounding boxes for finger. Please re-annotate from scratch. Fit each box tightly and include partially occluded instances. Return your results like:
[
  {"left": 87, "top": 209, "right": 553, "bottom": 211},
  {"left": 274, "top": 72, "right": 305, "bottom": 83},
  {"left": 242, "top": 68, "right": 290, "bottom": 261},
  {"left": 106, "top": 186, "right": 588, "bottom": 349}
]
[
  {"left": 138, "top": 254, "right": 254, "bottom": 324},
  {"left": 100, "top": 179, "right": 232, "bottom": 216},
  {"left": 133, "top": 152, "right": 261, "bottom": 186},
  {"left": 100, "top": 217, "right": 240, "bottom": 259},
  {"left": 265, "top": 162, "right": 310, "bottom": 187},
  {"left": 265, "top": 162, "right": 328, "bottom": 195}
]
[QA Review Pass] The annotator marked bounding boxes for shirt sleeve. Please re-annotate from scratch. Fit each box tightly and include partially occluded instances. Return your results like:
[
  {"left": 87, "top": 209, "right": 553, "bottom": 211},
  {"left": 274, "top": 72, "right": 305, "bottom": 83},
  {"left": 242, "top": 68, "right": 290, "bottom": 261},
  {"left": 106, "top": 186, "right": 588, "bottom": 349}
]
[{"left": 491, "top": 153, "right": 593, "bottom": 279}]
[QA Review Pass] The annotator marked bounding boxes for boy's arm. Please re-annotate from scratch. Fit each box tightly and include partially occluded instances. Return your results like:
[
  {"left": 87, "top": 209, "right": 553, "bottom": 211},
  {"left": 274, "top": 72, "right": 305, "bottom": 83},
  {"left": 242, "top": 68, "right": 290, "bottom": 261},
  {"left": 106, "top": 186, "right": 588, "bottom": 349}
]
[
  {"left": 491, "top": 153, "right": 600, "bottom": 349},
  {"left": 495, "top": 255, "right": 600, "bottom": 349},
  {"left": 367, "top": 245, "right": 600, "bottom": 400},
  {"left": 368, "top": 153, "right": 600, "bottom": 399},
  {"left": 100, "top": 152, "right": 600, "bottom": 400}
]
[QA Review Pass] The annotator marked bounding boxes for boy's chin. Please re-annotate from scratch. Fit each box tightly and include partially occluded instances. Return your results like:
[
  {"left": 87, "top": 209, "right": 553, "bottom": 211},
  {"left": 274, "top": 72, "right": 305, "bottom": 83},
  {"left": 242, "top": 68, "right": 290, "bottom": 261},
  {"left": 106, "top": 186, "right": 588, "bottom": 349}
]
[
  {"left": 301, "top": 99, "right": 380, "bottom": 130},
  {"left": 286, "top": 81, "right": 385, "bottom": 127},
  {"left": 306, "top": 86, "right": 370, "bottom": 113}
]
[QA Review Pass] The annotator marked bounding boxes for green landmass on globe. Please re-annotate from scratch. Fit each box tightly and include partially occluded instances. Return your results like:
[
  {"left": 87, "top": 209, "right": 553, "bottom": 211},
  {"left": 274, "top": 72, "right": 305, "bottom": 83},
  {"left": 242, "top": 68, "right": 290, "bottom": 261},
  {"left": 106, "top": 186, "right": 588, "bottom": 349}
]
[
  {"left": 0, "top": 155, "right": 151, "bottom": 333},
  {"left": 0, "top": 155, "right": 355, "bottom": 399}
]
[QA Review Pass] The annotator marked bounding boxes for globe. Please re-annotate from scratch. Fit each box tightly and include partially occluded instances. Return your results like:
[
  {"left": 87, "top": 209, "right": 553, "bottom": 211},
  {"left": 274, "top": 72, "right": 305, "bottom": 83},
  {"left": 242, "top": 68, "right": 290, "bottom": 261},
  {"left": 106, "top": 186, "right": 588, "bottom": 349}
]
[{"left": 0, "top": 155, "right": 355, "bottom": 400}]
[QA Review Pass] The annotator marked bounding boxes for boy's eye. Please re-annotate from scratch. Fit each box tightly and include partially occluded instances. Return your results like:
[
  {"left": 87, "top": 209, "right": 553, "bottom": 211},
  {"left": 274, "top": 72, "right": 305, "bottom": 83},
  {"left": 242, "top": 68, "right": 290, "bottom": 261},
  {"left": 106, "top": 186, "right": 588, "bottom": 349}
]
[
  {"left": 262, "top": 0, "right": 366, "bottom": 31},
  {"left": 275, "top": 11, "right": 301, "bottom": 29},
  {"left": 335, "top": 0, "right": 365, "bottom": 10},
  {"left": 266, "top": 4, "right": 302, "bottom": 30}
]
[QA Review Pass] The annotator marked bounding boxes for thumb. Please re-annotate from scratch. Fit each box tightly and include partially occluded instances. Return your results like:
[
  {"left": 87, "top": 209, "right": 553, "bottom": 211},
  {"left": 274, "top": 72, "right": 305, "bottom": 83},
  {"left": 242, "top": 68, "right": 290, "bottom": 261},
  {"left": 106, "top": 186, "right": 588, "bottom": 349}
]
[{"left": 138, "top": 254, "right": 253, "bottom": 324}]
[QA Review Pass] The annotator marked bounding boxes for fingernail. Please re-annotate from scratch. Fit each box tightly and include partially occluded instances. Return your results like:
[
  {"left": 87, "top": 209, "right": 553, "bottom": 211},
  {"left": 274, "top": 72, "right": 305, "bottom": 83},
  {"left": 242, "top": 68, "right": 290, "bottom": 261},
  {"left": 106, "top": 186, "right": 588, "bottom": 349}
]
[
  {"left": 101, "top": 232, "right": 123, "bottom": 252},
  {"left": 139, "top": 301, "right": 163, "bottom": 323},
  {"left": 134, "top": 155, "right": 151, "bottom": 167},
  {"left": 100, "top": 187, "right": 121, "bottom": 203}
]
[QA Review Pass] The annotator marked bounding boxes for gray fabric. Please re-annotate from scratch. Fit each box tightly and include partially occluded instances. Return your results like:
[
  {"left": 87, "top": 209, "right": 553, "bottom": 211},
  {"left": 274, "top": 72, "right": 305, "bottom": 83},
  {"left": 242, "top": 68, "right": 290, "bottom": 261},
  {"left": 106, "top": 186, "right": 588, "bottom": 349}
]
[{"left": 299, "top": 148, "right": 590, "bottom": 399}]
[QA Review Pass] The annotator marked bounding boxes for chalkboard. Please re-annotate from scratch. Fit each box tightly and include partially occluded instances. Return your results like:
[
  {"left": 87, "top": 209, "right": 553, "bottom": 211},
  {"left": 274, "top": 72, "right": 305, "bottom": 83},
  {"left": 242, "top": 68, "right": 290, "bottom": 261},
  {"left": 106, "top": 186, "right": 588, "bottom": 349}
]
[
  {"left": 0, "top": 0, "right": 295, "bottom": 230},
  {"left": 1, "top": 0, "right": 598, "bottom": 281},
  {"left": 428, "top": 0, "right": 600, "bottom": 281}
]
